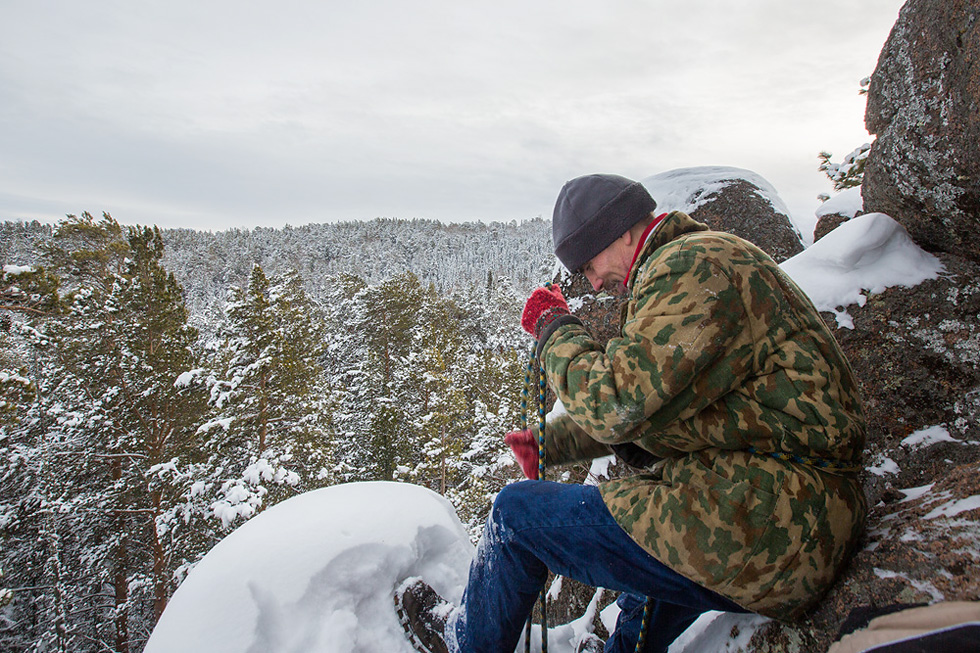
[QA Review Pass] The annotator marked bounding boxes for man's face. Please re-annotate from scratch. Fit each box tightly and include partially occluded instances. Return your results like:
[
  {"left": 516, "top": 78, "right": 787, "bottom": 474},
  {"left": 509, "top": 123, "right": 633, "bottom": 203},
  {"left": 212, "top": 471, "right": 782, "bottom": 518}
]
[{"left": 581, "top": 238, "right": 630, "bottom": 293}]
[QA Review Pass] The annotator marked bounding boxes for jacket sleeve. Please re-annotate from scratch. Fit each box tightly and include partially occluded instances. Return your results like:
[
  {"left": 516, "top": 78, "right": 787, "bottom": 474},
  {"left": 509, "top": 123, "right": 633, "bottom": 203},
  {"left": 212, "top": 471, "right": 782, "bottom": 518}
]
[
  {"left": 539, "top": 248, "right": 753, "bottom": 448},
  {"left": 532, "top": 410, "right": 614, "bottom": 466}
]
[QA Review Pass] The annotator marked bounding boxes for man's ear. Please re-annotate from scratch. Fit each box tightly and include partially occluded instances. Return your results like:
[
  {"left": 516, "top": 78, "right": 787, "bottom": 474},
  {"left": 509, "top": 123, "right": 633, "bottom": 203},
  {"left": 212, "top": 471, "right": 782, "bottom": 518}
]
[{"left": 621, "top": 229, "right": 633, "bottom": 247}]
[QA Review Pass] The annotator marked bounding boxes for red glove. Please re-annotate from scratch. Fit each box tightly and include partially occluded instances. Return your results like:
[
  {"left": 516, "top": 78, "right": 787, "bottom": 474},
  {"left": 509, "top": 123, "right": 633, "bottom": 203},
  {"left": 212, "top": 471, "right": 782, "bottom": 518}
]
[
  {"left": 504, "top": 429, "right": 539, "bottom": 480},
  {"left": 520, "top": 285, "right": 570, "bottom": 339}
]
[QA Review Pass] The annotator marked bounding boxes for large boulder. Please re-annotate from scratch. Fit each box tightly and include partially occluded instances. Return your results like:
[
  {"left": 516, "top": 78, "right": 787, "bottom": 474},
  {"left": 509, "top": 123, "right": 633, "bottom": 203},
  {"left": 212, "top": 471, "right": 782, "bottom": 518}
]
[
  {"left": 863, "top": 0, "right": 980, "bottom": 262},
  {"left": 829, "top": 252, "right": 980, "bottom": 459},
  {"left": 643, "top": 166, "right": 804, "bottom": 263}
]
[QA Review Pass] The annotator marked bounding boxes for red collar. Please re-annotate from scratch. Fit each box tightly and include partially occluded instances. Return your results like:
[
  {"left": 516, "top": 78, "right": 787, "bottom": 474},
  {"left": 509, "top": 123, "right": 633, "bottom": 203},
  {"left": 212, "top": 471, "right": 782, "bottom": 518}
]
[{"left": 624, "top": 213, "right": 668, "bottom": 288}]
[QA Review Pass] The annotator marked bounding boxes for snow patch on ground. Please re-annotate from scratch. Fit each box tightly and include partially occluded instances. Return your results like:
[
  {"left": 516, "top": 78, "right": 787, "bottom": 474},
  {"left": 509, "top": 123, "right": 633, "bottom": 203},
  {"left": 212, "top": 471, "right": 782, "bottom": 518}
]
[
  {"left": 923, "top": 495, "right": 980, "bottom": 520},
  {"left": 585, "top": 455, "right": 616, "bottom": 486},
  {"left": 869, "top": 454, "right": 900, "bottom": 477},
  {"left": 872, "top": 569, "right": 945, "bottom": 602},
  {"left": 902, "top": 425, "right": 958, "bottom": 449},
  {"left": 668, "top": 611, "right": 771, "bottom": 653},
  {"left": 899, "top": 484, "right": 934, "bottom": 503}
]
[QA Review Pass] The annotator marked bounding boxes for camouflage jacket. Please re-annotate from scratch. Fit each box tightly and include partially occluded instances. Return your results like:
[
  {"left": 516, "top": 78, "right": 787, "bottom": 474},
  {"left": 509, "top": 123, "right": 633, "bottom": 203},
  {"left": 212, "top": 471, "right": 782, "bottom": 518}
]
[{"left": 537, "top": 212, "right": 867, "bottom": 619}]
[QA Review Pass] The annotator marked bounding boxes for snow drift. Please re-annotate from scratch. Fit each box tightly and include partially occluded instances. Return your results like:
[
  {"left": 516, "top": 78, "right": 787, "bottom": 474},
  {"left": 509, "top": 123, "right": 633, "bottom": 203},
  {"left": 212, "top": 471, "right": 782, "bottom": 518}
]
[{"left": 780, "top": 212, "right": 945, "bottom": 328}]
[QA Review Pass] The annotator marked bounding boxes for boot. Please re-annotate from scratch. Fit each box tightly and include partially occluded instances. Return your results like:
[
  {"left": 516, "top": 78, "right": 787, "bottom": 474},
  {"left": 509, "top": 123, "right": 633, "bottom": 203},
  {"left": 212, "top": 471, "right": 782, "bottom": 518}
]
[{"left": 394, "top": 578, "right": 452, "bottom": 653}]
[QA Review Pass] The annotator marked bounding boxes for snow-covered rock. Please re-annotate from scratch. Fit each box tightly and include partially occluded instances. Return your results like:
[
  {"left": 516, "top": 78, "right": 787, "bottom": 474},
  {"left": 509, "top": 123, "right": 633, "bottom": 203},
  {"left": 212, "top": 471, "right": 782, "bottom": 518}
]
[
  {"left": 642, "top": 166, "right": 804, "bottom": 262},
  {"left": 145, "top": 482, "right": 473, "bottom": 653},
  {"left": 780, "top": 212, "right": 944, "bottom": 329}
]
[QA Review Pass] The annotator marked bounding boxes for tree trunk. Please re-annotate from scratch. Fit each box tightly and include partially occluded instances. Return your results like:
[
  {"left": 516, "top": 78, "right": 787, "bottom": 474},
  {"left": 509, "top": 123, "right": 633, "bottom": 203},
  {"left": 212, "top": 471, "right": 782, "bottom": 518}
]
[
  {"left": 259, "top": 371, "right": 268, "bottom": 455},
  {"left": 111, "top": 458, "right": 129, "bottom": 653}
]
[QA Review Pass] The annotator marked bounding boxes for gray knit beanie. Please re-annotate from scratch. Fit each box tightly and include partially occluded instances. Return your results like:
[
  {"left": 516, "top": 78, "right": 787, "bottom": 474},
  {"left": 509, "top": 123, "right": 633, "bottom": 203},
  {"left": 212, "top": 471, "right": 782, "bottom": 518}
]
[{"left": 552, "top": 174, "right": 658, "bottom": 272}]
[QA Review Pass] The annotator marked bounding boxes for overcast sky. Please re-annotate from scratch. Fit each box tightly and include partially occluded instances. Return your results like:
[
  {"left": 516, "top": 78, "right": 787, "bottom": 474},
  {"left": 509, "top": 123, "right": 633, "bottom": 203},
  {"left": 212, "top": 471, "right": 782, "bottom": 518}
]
[{"left": 1, "top": 0, "right": 905, "bottom": 233}]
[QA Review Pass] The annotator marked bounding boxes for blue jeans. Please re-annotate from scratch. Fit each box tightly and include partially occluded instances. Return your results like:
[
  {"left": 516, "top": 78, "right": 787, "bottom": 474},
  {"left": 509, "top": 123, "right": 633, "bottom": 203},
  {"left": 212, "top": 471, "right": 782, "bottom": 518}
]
[{"left": 445, "top": 481, "right": 748, "bottom": 653}]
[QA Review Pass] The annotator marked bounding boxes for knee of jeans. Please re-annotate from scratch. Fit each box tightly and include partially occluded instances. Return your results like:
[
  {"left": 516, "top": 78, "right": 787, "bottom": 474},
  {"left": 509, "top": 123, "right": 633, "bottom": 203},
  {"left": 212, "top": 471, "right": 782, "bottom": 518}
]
[{"left": 489, "top": 482, "right": 534, "bottom": 533}]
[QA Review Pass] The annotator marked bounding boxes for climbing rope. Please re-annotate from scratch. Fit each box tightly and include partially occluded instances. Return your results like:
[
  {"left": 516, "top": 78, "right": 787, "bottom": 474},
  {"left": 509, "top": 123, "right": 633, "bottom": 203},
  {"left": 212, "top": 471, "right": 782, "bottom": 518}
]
[
  {"left": 523, "top": 344, "right": 548, "bottom": 653},
  {"left": 523, "top": 281, "right": 649, "bottom": 653},
  {"left": 746, "top": 445, "right": 862, "bottom": 474},
  {"left": 635, "top": 598, "right": 654, "bottom": 652}
]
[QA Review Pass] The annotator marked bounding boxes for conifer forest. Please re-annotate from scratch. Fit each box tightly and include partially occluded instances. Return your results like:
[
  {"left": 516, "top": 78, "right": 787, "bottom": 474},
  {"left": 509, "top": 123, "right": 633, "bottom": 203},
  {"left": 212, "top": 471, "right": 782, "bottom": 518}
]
[{"left": 0, "top": 213, "right": 553, "bottom": 652}]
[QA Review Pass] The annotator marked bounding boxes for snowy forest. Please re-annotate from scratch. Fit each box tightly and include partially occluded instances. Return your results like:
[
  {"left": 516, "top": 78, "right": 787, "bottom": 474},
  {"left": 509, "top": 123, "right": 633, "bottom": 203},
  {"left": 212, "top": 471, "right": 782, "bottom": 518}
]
[{"left": 0, "top": 213, "right": 554, "bottom": 652}]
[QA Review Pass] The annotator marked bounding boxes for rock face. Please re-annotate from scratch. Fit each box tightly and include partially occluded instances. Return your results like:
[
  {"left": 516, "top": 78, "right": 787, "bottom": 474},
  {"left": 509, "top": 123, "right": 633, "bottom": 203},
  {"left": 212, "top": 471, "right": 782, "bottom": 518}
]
[
  {"left": 813, "top": 213, "right": 849, "bottom": 243},
  {"left": 831, "top": 253, "right": 980, "bottom": 454},
  {"left": 762, "top": 252, "right": 980, "bottom": 651},
  {"left": 863, "top": 0, "right": 980, "bottom": 263}
]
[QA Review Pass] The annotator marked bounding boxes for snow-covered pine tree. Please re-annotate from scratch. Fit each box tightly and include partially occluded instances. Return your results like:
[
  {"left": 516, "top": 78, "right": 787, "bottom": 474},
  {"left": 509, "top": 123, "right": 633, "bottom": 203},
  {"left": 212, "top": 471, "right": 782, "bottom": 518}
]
[
  {"left": 202, "top": 265, "right": 331, "bottom": 529},
  {"left": 316, "top": 273, "right": 369, "bottom": 483},
  {"left": 0, "top": 272, "right": 44, "bottom": 645},
  {"left": 817, "top": 78, "right": 873, "bottom": 198},
  {"left": 443, "top": 282, "right": 527, "bottom": 536},
  {"left": 350, "top": 272, "right": 428, "bottom": 481},
  {"left": 8, "top": 214, "right": 210, "bottom": 652},
  {"left": 112, "top": 226, "right": 210, "bottom": 624},
  {"left": 818, "top": 144, "right": 871, "bottom": 192},
  {"left": 265, "top": 269, "right": 334, "bottom": 484},
  {"left": 1, "top": 262, "right": 60, "bottom": 319},
  {"left": 407, "top": 288, "right": 472, "bottom": 494}
]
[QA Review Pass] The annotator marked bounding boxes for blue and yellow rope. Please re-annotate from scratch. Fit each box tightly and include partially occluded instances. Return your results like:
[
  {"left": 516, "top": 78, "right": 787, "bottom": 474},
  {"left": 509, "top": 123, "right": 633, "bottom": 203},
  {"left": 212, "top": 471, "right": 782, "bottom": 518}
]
[{"left": 524, "top": 281, "right": 650, "bottom": 652}]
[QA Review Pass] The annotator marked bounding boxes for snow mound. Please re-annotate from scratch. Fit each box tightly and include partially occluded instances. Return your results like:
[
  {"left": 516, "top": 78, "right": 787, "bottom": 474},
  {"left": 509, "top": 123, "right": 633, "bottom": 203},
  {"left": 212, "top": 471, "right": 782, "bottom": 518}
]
[
  {"left": 145, "top": 482, "right": 474, "bottom": 653},
  {"left": 816, "top": 186, "right": 863, "bottom": 219},
  {"left": 641, "top": 166, "right": 793, "bottom": 219},
  {"left": 780, "top": 212, "right": 945, "bottom": 328}
]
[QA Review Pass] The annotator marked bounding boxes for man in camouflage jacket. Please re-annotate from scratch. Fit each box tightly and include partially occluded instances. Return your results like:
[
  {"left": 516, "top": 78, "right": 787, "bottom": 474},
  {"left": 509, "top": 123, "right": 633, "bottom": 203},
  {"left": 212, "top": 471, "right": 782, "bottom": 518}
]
[{"left": 395, "top": 174, "right": 866, "bottom": 653}]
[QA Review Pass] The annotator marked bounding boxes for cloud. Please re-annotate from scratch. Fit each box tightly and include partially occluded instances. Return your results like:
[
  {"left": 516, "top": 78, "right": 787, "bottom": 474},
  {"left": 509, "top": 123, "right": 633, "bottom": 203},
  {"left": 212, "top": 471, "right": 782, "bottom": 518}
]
[{"left": 0, "top": 0, "right": 905, "bottom": 231}]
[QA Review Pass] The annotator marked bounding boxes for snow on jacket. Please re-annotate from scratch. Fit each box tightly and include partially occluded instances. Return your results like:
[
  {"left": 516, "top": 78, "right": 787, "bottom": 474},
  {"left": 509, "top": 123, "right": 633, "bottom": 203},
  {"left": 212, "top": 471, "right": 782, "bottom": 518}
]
[{"left": 536, "top": 211, "right": 867, "bottom": 619}]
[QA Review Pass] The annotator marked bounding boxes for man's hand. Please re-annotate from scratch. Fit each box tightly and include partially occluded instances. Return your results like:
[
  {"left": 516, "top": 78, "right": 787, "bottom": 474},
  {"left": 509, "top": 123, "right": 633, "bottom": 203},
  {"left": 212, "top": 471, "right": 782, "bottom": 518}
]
[
  {"left": 504, "top": 429, "right": 539, "bottom": 480},
  {"left": 520, "top": 284, "right": 570, "bottom": 339}
]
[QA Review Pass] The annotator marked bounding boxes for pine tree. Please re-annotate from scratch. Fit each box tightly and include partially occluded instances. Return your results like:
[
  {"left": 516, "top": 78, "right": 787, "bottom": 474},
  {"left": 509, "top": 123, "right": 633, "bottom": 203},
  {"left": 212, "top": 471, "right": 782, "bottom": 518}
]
[
  {"left": 350, "top": 272, "right": 428, "bottom": 481},
  {"left": 203, "top": 265, "right": 331, "bottom": 528},
  {"left": 317, "top": 273, "right": 368, "bottom": 483},
  {"left": 818, "top": 144, "right": 871, "bottom": 192},
  {"left": 112, "top": 226, "right": 209, "bottom": 624},
  {"left": 6, "top": 214, "right": 210, "bottom": 652},
  {"left": 1, "top": 263, "right": 60, "bottom": 318},
  {"left": 408, "top": 288, "right": 471, "bottom": 493},
  {"left": 1, "top": 260, "right": 55, "bottom": 427}
]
